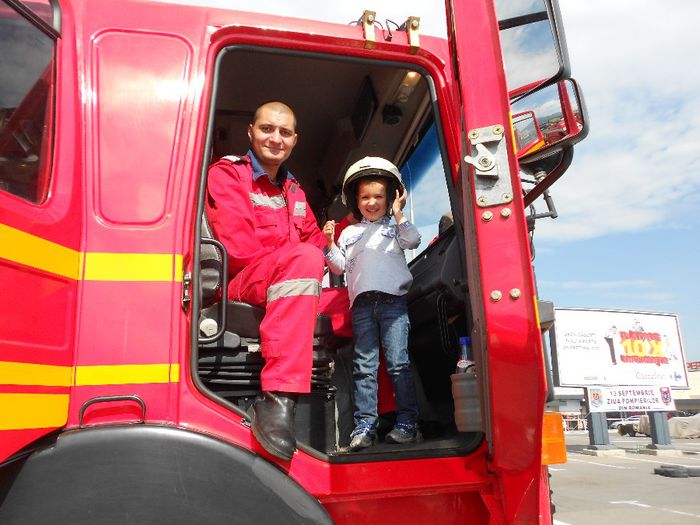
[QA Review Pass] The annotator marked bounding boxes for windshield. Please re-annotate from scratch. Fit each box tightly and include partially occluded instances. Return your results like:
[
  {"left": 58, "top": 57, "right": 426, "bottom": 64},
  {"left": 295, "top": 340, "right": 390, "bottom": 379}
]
[{"left": 400, "top": 123, "right": 451, "bottom": 261}]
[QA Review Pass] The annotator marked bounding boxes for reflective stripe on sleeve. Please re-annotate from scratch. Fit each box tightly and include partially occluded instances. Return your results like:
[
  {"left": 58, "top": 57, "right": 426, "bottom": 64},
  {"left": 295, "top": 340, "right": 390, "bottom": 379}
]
[
  {"left": 250, "top": 193, "right": 285, "bottom": 209},
  {"left": 267, "top": 278, "right": 321, "bottom": 303}
]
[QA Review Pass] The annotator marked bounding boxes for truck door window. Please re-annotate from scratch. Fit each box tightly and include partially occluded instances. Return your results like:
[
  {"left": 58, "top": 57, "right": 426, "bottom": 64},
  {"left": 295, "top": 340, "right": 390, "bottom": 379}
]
[
  {"left": 0, "top": 1, "right": 55, "bottom": 203},
  {"left": 17, "top": 0, "right": 56, "bottom": 28},
  {"left": 400, "top": 123, "right": 451, "bottom": 261}
]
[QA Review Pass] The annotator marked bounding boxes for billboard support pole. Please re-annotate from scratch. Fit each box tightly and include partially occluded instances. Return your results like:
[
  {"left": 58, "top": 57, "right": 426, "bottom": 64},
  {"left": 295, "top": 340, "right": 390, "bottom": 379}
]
[
  {"left": 647, "top": 412, "right": 674, "bottom": 449},
  {"left": 583, "top": 410, "right": 627, "bottom": 456},
  {"left": 585, "top": 409, "right": 615, "bottom": 450}
]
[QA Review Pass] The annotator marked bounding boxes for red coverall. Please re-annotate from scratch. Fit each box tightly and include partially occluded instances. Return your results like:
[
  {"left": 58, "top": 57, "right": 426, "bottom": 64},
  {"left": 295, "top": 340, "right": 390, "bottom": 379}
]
[{"left": 207, "top": 154, "right": 336, "bottom": 392}]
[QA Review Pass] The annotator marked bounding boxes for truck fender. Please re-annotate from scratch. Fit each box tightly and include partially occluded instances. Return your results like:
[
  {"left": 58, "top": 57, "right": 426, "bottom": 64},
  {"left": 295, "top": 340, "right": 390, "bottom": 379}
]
[{"left": 0, "top": 425, "right": 333, "bottom": 525}]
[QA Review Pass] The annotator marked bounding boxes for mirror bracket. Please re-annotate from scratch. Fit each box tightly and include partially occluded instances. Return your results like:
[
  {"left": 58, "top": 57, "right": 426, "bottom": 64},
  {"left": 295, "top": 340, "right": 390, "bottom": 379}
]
[
  {"left": 402, "top": 16, "right": 421, "bottom": 54},
  {"left": 361, "top": 10, "right": 377, "bottom": 49},
  {"left": 464, "top": 125, "right": 514, "bottom": 207}
]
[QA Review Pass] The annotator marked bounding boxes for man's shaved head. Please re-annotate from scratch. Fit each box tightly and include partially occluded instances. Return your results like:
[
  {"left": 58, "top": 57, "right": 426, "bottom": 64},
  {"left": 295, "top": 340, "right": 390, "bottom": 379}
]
[{"left": 253, "top": 101, "right": 297, "bottom": 131}]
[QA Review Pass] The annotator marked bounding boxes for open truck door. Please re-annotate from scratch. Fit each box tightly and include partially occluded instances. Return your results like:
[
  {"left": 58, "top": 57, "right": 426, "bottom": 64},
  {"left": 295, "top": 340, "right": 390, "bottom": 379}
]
[{"left": 445, "top": 0, "right": 576, "bottom": 521}]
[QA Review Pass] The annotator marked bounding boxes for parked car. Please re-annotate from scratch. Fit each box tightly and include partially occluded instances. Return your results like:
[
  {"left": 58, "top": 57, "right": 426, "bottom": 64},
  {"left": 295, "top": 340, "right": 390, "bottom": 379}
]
[{"left": 609, "top": 416, "right": 641, "bottom": 430}]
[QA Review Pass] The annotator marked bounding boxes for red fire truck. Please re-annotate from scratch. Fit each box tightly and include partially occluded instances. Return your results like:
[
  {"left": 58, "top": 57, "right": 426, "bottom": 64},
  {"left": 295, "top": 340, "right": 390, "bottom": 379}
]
[{"left": 0, "top": 0, "right": 587, "bottom": 523}]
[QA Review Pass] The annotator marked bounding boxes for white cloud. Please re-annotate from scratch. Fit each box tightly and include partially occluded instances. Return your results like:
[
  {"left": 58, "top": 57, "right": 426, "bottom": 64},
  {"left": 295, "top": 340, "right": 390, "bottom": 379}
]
[
  {"left": 495, "top": 0, "right": 543, "bottom": 21},
  {"left": 613, "top": 291, "right": 676, "bottom": 304},
  {"left": 539, "top": 280, "right": 676, "bottom": 306},
  {"left": 536, "top": 1, "right": 700, "bottom": 242},
  {"left": 540, "top": 280, "right": 655, "bottom": 290},
  {"left": 501, "top": 23, "right": 559, "bottom": 91},
  {"left": 163, "top": 0, "right": 449, "bottom": 36},
  {"left": 165, "top": 0, "right": 700, "bottom": 246}
]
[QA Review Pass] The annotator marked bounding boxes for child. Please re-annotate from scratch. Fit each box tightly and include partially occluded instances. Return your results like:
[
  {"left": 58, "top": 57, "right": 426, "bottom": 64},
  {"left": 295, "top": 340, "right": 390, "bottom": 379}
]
[{"left": 323, "top": 157, "right": 422, "bottom": 450}]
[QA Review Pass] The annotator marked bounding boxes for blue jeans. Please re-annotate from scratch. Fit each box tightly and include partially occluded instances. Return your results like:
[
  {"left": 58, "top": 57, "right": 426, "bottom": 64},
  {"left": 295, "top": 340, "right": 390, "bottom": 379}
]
[{"left": 351, "top": 292, "right": 419, "bottom": 427}]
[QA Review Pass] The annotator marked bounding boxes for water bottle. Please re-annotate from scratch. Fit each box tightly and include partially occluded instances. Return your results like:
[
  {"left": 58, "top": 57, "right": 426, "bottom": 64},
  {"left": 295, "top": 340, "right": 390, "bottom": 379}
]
[
  {"left": 452, "top": 335, "right": 481, "bottom": 431},
  {"left": 456, "top": 336, "right": 474, "bottom": 374}
]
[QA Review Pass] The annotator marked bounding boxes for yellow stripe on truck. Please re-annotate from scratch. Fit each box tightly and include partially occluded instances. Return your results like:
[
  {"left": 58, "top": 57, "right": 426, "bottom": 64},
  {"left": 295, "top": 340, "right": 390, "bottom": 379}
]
[
  {"left": 0, "top": 223, "right": 183, "bottom": 282},
  {"left": 0, "top": 361, "right": 73, "bottom": 387},
  {"left": 0, "top": 224, "right": 82, "bottom": 280},
  {"left": 0, "top": 393, "right": 69, "bottom": 430},
  {"left": 83, "top": 253, "right": 183, "bottom": 282},
  {"left": 75, "top": 364, "right": 176, "bottom": 385},
  {"left": 0, "top": 362, "right": 180, "bottom": 387}
]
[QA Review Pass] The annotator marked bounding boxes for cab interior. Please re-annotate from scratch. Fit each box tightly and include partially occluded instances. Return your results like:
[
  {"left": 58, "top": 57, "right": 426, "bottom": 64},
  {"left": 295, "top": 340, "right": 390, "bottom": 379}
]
[{"left": 196, "top": 46, "right": 482, "bottom": 461}]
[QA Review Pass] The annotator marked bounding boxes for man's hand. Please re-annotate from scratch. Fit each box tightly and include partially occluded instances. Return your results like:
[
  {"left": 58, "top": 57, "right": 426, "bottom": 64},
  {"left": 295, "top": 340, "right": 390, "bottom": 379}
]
[{"left": 323, "top": 220, "right": 336, "bottom": 249}]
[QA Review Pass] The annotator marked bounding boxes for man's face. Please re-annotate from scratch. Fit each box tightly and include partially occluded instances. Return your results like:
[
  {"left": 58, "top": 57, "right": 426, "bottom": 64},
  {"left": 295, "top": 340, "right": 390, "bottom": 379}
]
[
  {"left": 247, "top": 106, "right": 297, "bottom": 170},
  {"left": 356, "top": 179, "right": 388, "bottom": 222}
]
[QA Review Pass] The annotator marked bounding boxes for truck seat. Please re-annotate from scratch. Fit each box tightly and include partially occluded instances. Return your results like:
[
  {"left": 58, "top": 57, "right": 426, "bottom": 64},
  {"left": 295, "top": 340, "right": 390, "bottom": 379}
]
[{"left": 198, "top": 213, "right": 339, "bottom": 401}]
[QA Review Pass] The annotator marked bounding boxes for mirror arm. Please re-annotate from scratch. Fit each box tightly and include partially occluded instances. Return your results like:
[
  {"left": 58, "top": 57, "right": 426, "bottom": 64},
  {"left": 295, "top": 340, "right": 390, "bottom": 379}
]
[
  {"left": 530, "top": 192, "right": 558, "bottom": 222},
  {"left": 526, "top": 170, "right": 558, "bottom": 228},
  {"left": 540, "top": 189, "right": 558, "bottom": 219},
  {"left": 535, "top": 170, "right": 558, "bottom": 220},
  {"left": 522, "top": 146, "right": 573, "bottom": 207}
]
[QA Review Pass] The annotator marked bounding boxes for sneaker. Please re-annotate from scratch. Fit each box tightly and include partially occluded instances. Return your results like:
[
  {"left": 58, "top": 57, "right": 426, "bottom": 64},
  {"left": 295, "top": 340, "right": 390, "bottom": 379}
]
[
  {"left": 385, "top": 422, "right": 423, "bottom": 444},
  {"left": 349, "top": 422, "right": 377, "bottom": 451}
]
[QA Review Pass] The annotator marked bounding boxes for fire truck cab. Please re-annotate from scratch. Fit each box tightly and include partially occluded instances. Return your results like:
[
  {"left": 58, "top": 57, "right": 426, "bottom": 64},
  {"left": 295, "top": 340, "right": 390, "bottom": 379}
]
[{"left": 1, "top": 0, "right": 587, "bottom": 523}]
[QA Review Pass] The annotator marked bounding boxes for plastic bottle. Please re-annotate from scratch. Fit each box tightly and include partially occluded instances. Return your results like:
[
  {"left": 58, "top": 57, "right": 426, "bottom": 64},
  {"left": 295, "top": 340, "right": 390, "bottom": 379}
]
[
  {"left": 456, "top": 336, "right": 474, "bottom": 374},
  {"left": 452, "top": 335, "right": 481, "bottom": 432}
]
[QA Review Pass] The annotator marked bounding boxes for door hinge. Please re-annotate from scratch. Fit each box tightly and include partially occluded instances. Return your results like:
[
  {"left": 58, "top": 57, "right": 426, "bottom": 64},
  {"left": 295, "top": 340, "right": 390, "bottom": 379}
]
[{"left": 464, "top": 124, "right": 514, "bottom": 207}]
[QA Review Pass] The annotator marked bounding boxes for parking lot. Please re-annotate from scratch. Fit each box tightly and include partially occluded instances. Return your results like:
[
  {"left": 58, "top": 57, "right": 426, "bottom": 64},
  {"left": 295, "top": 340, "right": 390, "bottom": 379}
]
[{"left": 551, "top": 430, "right": 700, "bottom": 525}]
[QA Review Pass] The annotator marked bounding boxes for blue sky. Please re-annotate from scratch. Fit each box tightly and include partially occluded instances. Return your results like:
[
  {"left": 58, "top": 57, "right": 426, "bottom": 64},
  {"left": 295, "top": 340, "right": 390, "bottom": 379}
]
[
  {"left": 536, "top": 1, "right": 700, "bottom": 363},
  {"left": 203, "top": 0, "right": 700, "bottom": 362}
]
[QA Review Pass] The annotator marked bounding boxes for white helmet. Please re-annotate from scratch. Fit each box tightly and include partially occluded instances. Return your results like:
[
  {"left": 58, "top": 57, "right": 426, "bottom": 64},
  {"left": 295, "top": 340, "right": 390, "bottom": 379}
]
[{"left": 341, "top": 157, "right": 406, "bottom": 218}]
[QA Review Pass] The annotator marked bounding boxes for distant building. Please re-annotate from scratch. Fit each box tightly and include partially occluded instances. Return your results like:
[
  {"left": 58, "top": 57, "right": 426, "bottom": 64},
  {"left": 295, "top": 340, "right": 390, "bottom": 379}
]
[{"left": 674, "top": 361, "right": 700, "bottom": 412}]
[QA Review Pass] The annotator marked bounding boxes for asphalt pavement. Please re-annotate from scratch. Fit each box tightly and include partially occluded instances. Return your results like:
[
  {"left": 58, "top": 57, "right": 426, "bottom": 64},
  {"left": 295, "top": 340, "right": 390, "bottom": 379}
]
[{"left": 550, "top": 430, "right": 700, "bottom": 525}]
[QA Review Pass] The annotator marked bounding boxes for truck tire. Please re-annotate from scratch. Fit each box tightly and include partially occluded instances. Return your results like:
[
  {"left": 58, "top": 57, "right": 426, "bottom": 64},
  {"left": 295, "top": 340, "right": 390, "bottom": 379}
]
[
  {"left": 654, "top": 465, "right": 689, "bottom": 478},
  {"left": 0, "top": 425, "right": 333, "bottom": 525},
  {"left": 654, "top": 464, "right": 700, "bottom": 478}
]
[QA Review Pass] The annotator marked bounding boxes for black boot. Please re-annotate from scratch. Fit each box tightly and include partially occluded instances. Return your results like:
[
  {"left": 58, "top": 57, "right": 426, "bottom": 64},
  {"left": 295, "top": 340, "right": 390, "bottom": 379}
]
[{"left": 248, "top": 392, "right": 297, "bottom": 461}]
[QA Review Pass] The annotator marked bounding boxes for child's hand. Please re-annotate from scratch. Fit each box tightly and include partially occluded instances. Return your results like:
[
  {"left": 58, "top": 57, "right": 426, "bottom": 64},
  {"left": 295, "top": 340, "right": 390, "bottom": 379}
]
[
  {"left": 392, "top": 188, "right": 407, "bottom": 219},
  {"left": 323, "top": 220, "right": 336, "bottom": 249}
]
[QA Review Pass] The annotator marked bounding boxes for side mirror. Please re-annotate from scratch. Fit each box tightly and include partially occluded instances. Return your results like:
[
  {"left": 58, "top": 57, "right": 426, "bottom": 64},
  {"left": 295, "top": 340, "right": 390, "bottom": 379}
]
[
  {"left": 513, "top": 78, "right": 588, "bottom": 163},
  {"left": 496, "top": 0, "right": 570, "bottom": 98}
]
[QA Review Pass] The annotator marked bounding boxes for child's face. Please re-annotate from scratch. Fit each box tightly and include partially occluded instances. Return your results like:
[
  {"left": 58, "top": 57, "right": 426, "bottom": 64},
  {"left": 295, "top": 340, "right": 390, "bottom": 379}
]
[{"left": 357, "top": 179, "right": 388, "bottom": 222}]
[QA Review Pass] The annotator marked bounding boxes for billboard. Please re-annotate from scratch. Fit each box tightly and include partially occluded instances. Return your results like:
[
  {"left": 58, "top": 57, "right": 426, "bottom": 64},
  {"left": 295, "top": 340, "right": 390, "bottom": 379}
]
[
  {"left": 587, "top": 386, "right": 676, "bottom": 413},
  {"left": 553, "top": 308, "right": 688, "bottom": 388}
]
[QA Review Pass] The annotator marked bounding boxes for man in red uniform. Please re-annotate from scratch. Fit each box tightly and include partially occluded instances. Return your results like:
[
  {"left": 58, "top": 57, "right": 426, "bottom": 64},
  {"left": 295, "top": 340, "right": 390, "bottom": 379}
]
[{"left": 206, "top": 101, "right": 329, "bottom": 460}]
